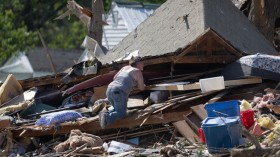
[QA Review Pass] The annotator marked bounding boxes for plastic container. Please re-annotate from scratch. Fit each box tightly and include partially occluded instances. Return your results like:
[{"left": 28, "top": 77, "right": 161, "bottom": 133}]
[
  {"left": 257, "top": 115, "right": 275, "bottom": 130},
  {"left": 240, "top": 110, "right": 254, "bottom": 129},
  {"left": 198, "top": 128, "right": 206, "bottom": 144},
  {"left": 202, "top": 116, "right": 241, "bottom": 154},
  {"left": 240, "top": 99, "right": 252, "bottom": 111},
  {"left": 204, "top": 100, "right": 240, "bottom": 117}
]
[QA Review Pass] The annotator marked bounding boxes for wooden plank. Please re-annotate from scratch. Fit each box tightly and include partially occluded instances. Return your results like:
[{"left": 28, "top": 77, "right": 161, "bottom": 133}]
[
  {"left": 161, "top": 68, "right": 222, "bottom": 84},
  {"left": 190, "top": 105, "right": 207, "bottom": 120},
  {"left": 101, "top": 126, "right": 175, "bottom": 141},
  {"left": 12, "top": 109, "right": 192, "bottom": 138},
  {"left": 152, "top": 91, "right": 216, "bottom": 114},
  {"left": 151, "top": 78, "right": 262, "bottom": 91},
  {"left": 176, "top": 28, "right": 242, "bottom": 57},
  {"left": 225, "top": 77, "right": 262, "bottom": 86},
  {"left": 143, "top": 56, "right": 174, "bottom": 66},
  {"left": 176, "top": 28, "right": 211, "bottom": 57},
  {"left": 206, "top": 36, "right": 213, "bottom": 56},
  {"left": 209, "top": 29, "right": 242, "bottom": 58},
  {"left": 174, "top": 55, "right": 236, "bottom": 64},
  {"left": 143, "top": 97, "right": 152, "bottom": 106},
  {"left": 207, "top": 90, "right": 230, "bottom": 103},
  {"left": 151, "top": 82, "right": 200, "bottom": 91},
  {"left": 93, "top": 85, "right": 107, "bottom": 100},
  {"left": 172, "top": 120, "right": 198, "bottom": 143},
  {"left": 184, "top": 115, "right": 200, "bottom": 133},
  {"left": 127, "top": 95, "right": 144, "bottom": 109}
]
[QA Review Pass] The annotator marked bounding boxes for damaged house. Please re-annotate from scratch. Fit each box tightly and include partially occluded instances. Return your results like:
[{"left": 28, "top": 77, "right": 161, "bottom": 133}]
[
  {"left": 102, "top": 0, "right": 160, "bottom": 50},
  {"left": 1, "top": 0, "right": 280, "bottom": 156}
]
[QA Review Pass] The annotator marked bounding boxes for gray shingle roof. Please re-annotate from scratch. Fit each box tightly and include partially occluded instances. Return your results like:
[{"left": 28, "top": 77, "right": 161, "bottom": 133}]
[
  {"left": 97, "top": 0, "right": 277, "bottom": 64},
  {"left": 27, "top": 47, "right": 83, "bottom": 73}
]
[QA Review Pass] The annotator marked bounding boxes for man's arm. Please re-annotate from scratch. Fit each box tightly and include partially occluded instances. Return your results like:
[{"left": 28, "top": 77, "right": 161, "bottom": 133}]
[{"left": 135, "top": 70, "right": 145, "bottom": 91}]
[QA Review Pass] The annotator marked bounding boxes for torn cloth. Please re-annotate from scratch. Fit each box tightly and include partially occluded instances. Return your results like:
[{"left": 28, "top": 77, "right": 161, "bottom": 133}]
[
  {"left": 35, "top": 110, "right": 82, "bottom": 126},
  {"left": 54, "top": 129, "right": 103, "bottom": 152}
]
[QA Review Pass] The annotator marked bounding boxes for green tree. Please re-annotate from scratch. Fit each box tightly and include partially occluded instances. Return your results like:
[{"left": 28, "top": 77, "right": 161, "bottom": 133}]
[
  {"left": 0, "top": 0, "right": 38, "bottom": 63},
  {"left": 0, "top": 0, "right": 167, "bottom": 62}
]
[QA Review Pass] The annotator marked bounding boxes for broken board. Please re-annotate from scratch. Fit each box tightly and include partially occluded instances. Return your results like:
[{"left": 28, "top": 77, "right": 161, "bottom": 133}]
[
  {"left": 127, "top": 95, "right": 144, "bottom": 109},
  {"left": 190, "top": 105, "right": 207, "bottom": 120},
  {"left": 150, "top": 77, "right": 262, "bottom": 91},
  {"left": 173, "top": 120, "right": 198, "bottom": 143}
]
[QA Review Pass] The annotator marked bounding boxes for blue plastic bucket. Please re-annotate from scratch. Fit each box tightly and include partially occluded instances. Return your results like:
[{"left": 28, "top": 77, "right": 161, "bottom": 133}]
[
  {"left": 202, "top": 116, "right": 241, "bottom": 154},
  {"left": 204, "top": 100, "right": 240, "bottom": 117}
]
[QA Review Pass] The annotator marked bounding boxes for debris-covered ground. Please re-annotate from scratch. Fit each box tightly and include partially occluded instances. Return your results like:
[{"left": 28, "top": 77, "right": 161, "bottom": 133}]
[{"left": 1, "top": 0, "right": 280, "bottom": 157}]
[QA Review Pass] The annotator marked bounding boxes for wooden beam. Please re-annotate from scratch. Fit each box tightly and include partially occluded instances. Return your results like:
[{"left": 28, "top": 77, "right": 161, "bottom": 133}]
[
  {"left": 184, "top": 115, "right": 200, "bottom": 133},
  {"left": 225, "top": 77, "right": 262, "bottom": 86},
  {"left": 172, "top": 120, "right": 198, "bottom": 143},
  {"left": 89, "top": 0, "right": 104, "bottom": 45},
  {"left": 175, "top": 28, "right": 242, "bottom": 63},
  {"left": 206, "top": 36, "right": 213, "bottom": 56},
  {"left": 143, "top": 56, "right": 174, "bottom": 66},
  {"left": 161, "top": 68, "right": 222, "bottom": 84},
  {"left": 190, "top": 105, "right": 207, "bottom": 120},
  {"left": 174, "top": 55, "right": 236, "bottom": 64},
  {"left": 207, "top": 90, "right": 230, "bottom": 103},
  {"left": 101, "top": 126, "right": 175, "bottom": 141},
  {"left": 12, "top": 109, "right": 192, "bottom": 138},
  {"left": 38, "top": 31, "right": 57, "bottom": 74},
  {"left": 151, "top": 82, "right": 200, "bottom": 91},
  {"left": 151, "top": 77, "right": 262, "bottom": 91},
  {"left": 177, "top": 28, "right": 211, "bottom": 57},
  {"left": 209, "top": 29, "right": 242, "bottom": 58},
  {"left": 127, "top": 95, "right": 145, "bottom": 109}
]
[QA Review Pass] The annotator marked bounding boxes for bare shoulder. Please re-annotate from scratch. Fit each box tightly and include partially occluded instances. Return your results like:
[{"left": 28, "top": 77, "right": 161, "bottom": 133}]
[{"left": 120, "top": 65, "right": 134, "bottom": 71}]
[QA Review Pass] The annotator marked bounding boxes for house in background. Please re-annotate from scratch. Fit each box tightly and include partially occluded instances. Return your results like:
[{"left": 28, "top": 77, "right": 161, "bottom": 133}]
[
  {"left": 27, "top": 47, "right": 83, "bottom": 77},
  {"left": 102, "top": 0, "right": 160, "bottom": 50},
  {"left": 0, "top": 52, "right": 34, "bottom": 82}
]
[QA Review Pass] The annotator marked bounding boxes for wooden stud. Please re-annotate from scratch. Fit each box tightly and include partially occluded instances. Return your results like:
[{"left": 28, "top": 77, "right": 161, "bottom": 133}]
[
  {"left": 206, "top": 36, "right": 213, "bottom": 56},
  {"left": 190, "top": 105, "right": 207, "bottom": 120},
  {"left": 209, "top": 29, "right": 242, "bottom": 58},
  {"left": 176, "top": 28, "right": 211, "bottom": 58},
  {"left": 173, "top": 120, "right": 198, "bottom": 143},
  {"left": 175, "top": 55, "right": 235, "bottom": 64}
]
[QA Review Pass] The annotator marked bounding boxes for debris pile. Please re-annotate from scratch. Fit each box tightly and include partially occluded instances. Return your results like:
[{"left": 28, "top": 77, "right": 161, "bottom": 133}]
[{"left": 1, "top": 0, "right": 280, "bottom": 156}]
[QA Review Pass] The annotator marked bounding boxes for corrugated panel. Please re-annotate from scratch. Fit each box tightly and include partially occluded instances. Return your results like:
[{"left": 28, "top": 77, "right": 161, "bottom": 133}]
[
  {"left": 102, "top": 2, "right": 156, "bottom": 50},
  {"left": 117, "top": 5, "right": 155, "bottom": 32}
]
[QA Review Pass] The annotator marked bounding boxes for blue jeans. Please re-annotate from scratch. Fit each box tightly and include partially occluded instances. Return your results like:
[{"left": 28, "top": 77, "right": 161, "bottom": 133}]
[{"left": 105, "top": 86, "right": 128, "bottom": 125}]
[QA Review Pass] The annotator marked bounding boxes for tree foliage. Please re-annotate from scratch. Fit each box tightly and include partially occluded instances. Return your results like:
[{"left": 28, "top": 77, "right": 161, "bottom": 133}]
[
  {"left": 0, "top": 0, "right": 38, "bottom": 63},
  {"left": 0, "top": 0, "right": 166, "bottom": 63}
]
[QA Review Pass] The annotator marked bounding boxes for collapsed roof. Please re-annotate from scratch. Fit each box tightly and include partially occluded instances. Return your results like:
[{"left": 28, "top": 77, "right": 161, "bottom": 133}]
[{"left": 97, "top": 0, "right": 277, "bottom": 64}]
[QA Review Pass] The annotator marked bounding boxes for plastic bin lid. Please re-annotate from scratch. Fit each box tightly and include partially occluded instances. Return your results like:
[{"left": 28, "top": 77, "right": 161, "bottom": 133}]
[
  {"left": 202, "top": 116, "right": 240, "bottom": 127},
  {"left": 204, "top": 100, "right": 240, "bottom": 117}
]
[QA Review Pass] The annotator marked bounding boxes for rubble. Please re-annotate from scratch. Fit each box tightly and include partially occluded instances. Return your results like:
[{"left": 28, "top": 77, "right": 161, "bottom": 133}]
[{"left": 1, "top": 0, "right": 280, "bottom": 156}]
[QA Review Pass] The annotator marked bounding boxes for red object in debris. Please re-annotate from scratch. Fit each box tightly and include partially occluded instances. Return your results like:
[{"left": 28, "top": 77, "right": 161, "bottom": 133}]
[
  {"left": 198, "top": 128, "right": 206, "bottom": 144},
  {"left": 240, "top": 110, "right": 254, "bottom": 129},
  {"left": 249, "top": 122, "right": 264, "bottom": 136}
]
